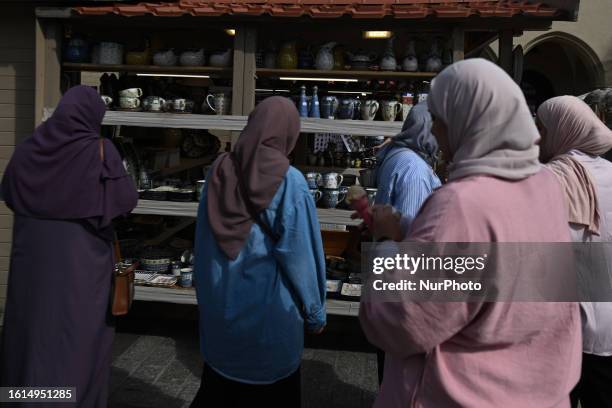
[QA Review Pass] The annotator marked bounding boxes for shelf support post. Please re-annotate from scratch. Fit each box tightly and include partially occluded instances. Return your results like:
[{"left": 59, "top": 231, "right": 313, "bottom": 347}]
[
  {"left": 498, "top": 29, "right": 514, "bottom": 75},
  {"left": 452, "top": 27, "right": 465, "bottom": 63}
]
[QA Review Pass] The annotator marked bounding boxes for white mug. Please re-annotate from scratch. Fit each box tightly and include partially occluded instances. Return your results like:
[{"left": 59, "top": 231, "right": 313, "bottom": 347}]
[
  {"left": 100, "top": 95, "right": 113, "bottom": 107},
  {"left": 322, "top": 172, "right": 343, "bottom": 189},
  {"left": 119, "top": 97, "right": 140, "bottom": 109},
  {"left": 381, "top": 100, "right": 401, "bottom": 122},
  {"left": 142, "top": 96, "right": 166, "bottom": 112},
  {"left": 119, "top": 88, "right": 143, "bottom": 98}
]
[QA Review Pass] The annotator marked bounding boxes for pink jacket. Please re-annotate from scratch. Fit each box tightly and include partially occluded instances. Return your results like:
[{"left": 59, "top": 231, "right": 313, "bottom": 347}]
[{"left": 360, "top": 169, "right": 581, "bottom": 408}]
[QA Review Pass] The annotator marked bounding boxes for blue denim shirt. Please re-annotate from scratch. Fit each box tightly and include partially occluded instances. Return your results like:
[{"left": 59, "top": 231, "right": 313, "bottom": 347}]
[{"left": 194, "top": 166, "right": 327, "bottom": 384}]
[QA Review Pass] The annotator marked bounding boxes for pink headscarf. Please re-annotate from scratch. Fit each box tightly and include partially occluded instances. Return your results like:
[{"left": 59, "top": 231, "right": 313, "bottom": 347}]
[{"left": 538, "top": 95, "right": 612, "bottom": 234}]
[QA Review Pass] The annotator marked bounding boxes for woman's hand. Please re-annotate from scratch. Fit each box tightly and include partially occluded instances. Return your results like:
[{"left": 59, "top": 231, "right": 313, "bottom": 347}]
[{"left": 371, "top": 204, "right": 403, "bottom": 242}]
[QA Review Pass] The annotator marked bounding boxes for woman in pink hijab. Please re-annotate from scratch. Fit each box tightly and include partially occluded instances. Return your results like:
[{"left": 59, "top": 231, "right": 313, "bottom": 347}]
[
  {"left": 538, "top": 95, "right": 612, "bottom": 408},
  {"left": 360, "top": 59, "right": 581, "bottom": 407}
]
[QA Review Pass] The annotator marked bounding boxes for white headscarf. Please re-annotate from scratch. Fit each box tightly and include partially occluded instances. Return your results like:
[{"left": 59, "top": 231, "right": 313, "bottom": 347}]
[{"left": 428, "top": 58, "right": 541, "bottom": 181}]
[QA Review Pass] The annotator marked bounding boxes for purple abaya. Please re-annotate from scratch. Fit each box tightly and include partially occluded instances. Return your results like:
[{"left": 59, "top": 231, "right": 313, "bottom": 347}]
[{"left": 0, "top": 85, "right": 138, "bottom": 407}]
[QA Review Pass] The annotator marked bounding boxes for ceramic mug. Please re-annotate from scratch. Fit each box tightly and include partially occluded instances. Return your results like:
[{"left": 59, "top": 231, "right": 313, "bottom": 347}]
[
  {"left": 337, "top": 99, "right": 355, "bottom": 120},
  {"left": 305, "top": 172, "right": 322, "bottom": 189},
  {"left": 321, "top": 96, "right": 339, "bottom": 119},
  {"left": 165, "top": 98, "right": 187, "bottom": 112},
  {"left": 100, "top": 95, "right": 113, "bottom": 107},
  {"left": 321, "top": 188, "right": 347, "bottom": 209},
  {"left": 119, "top": 97, "right": 140, "bottom": 109},
  {"left": 180, "top": 268, "right": 193, "bottom": 287},
  {"left": 142, "top": 96, "right": 166, "bottom": 112},
  {"left": 322, "top": 172, "right": 343, "bottom": 189},
  {"left": 361, "top": 100, "right": 380, "bottom": 121},
  {"left": 381, "top": 100, "right": 401, "bottom": 121},
  {"left": 401, "top": 103, "right": 413, "bottom": 121},
  {"left": 206, "top": 93, "right": 228, "bottom": 115},
  {"left": 365, "top": 188, "right": 377, "bottom": 206},
  {"left": 119, "top": 88, "right": 143, "bottom": 98},
  {"left": 309, "top": 189, "right": 322, "bottom": 203}
]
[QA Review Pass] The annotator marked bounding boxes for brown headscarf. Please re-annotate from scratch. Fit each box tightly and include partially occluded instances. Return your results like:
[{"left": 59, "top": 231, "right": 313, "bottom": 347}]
[
  {"left": 538, "top": 95, "right": 612, "bottom": 234},
  {"left": 207, "top": 96, "right": 301, "bottom": 259}
]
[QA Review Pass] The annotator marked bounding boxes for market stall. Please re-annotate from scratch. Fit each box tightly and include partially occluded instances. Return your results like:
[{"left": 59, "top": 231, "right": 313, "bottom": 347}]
[{"left": 33, "top": 0, "right": 579, "bottom": 315}]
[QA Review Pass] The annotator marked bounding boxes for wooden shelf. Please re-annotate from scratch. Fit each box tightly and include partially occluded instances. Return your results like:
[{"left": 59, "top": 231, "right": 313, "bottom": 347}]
[
  {"left": 134, "top": 285, "right": 360, "bottom": 316},
  {"left": 132, "top": 199, "right": 361, "bottom": 226},
  {"left": 256, "top": 68, "right": 436, "bottom": 81},
  {"left": 43, "top": 108, "right": 403, "bottom": 136},
  {"left": 62, "top": 62, "right": 232, "bottom": 77},
  {"left": 296, "top": 165, "right": 363, "bottom": 177}
]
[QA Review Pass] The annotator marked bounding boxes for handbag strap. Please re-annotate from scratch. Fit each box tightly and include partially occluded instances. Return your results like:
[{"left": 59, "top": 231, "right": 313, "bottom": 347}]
[{"left": 230, "top": 153, "right": 280, "bottom": 243}]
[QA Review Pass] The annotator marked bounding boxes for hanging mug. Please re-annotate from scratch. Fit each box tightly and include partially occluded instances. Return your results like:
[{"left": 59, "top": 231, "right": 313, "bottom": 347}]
[
  {"left": 206, "top": 93, "right": 229, "bottom": 115},
  {"left": 381, "top": 100, "right": 401, "bottom": 121},
  {"left": 360, "top": 100, "right": 380, "bottom": 121},
  {"left": 305, "top": 172, "right": 322, "bottom": 189},
  {"left": 309, "top": 189, "right": 322, "bottom": 203},
  {"left": 322, "top": 172, "right": 344, "bottom": 189},
  {"left": 321, "top": 188, "right": 347, "bottom": 209}
]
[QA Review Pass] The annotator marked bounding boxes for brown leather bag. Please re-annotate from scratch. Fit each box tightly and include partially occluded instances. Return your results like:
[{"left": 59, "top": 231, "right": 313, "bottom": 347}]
[{"left": 111, "top": 237, "right": 138, "bottom": 316}]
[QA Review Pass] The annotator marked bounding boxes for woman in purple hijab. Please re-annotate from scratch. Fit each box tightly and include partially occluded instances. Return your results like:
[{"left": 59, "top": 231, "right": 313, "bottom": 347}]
[{"left": 0, "top": 86, "right": 138, "bottom": 406}]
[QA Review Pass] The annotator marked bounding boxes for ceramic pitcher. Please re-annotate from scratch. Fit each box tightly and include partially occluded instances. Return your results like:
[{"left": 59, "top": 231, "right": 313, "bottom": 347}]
[
  {"left": 381, "top": 100, "right": 401, "bottom": 121},
  {"left": 360, "top": 100, "right": 380, "bottom": 121},
  {"left": 315, "top": 42, "right": 336, "bottom": 71},
  {"left": 322, "top": 172, "right": 344, "bottom": 189},
  {"left": 305, "top": 172, "right": 322, "bottom": 189}
]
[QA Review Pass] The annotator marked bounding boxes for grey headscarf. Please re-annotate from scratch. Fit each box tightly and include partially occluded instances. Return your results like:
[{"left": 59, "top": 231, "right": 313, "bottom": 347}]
[
  {"left": 428, "top": 58, "right": 541, "bottom": 181},
  {"left": 391, "top": 102, "right": 438, "bottom": 167}
]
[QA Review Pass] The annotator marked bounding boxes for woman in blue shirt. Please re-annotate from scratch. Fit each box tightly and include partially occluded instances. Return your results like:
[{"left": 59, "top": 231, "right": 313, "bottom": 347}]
[
  {"left": 373, "top": 102, "right": 441, "bottom": 384},
  {"left": 191, "top": 97, "right": 326, "bottom": 407}
]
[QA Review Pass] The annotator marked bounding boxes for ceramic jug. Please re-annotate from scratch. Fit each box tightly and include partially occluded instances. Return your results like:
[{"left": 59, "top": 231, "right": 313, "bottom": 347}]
[
  {"left": 179, "top": 48, "right": 205, "bottom": 67},
  {"left": 321, "top": 96, "right": 339, "bottom": 119},
  {"left": 425, "top": 41, "right": 443, "bottom": 73},
  {"left": 360, "top": 100, "right": 380, "bottom": 121},
  {"left": 381, "top": 100, "right": 401, "bottom": 121},
  {"left": 338, "top": 99, "right": 356, "bottom": 120},
  {"left": 402, "top": 40, "right": 419, "bottom": 72},
  {"left": 209, "top": 49, "right": 232, "bottom": 68},
  {"left": 380, "top": 37, "right": 397, "bottom": 71},
  {"left": 278, "top": 42, "right": 298, "bottom": 70},
  {"left": 315, "top": 42, "right": 336, "bottom": 71}
]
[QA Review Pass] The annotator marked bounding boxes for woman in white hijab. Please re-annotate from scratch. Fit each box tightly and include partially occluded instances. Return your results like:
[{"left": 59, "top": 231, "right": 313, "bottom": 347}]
[
  {"left": 359, "top": 59, "right": 581, "bottom": 407},
  {"left": 538, "top": 95, "right": 612, "bottom": 408}
]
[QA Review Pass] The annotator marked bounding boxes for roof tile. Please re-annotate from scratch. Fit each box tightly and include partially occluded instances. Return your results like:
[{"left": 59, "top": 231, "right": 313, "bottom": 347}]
[{"left": 74, "top": 0, "right": 560, "bottom": 20}]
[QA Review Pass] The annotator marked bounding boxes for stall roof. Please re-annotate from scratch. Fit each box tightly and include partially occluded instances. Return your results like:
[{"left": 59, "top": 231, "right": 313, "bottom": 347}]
[{"left": 73, "top": 1, "right": 568, "bottom": 20}]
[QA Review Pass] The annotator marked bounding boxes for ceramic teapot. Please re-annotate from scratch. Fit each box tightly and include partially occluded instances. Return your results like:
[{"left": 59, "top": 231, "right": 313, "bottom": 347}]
[
  {"left": 278, "top": 42, "right": 298, "bottom": 70},
  {"left": 153, "top": 49, "right": 178, "bottom": 66},
  {"left": 179, "top": 48, "right": 205, "bottom": 66},
  {"left": 315, "top": 42, "right": 336, "bottom": 71},
  {"left": 425, "top": 41, "right": 443, "bottom": 73},
  {"left": 209, "top": 49, "right": 232, "bottom": 67},
  {"left": 347, "top": 51, "right": 377, "bottom": 70},
  {"left": 402, "top": 40, "right": 419, "bottom": 72},
  {"left": 380, "top": 37, "right": 397, "bottom": 71}
]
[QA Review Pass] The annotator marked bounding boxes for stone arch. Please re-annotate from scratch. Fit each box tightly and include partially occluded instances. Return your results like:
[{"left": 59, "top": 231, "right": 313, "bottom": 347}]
[{"left": 522, "top": 32, "right": 604, "bottom": 105}]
